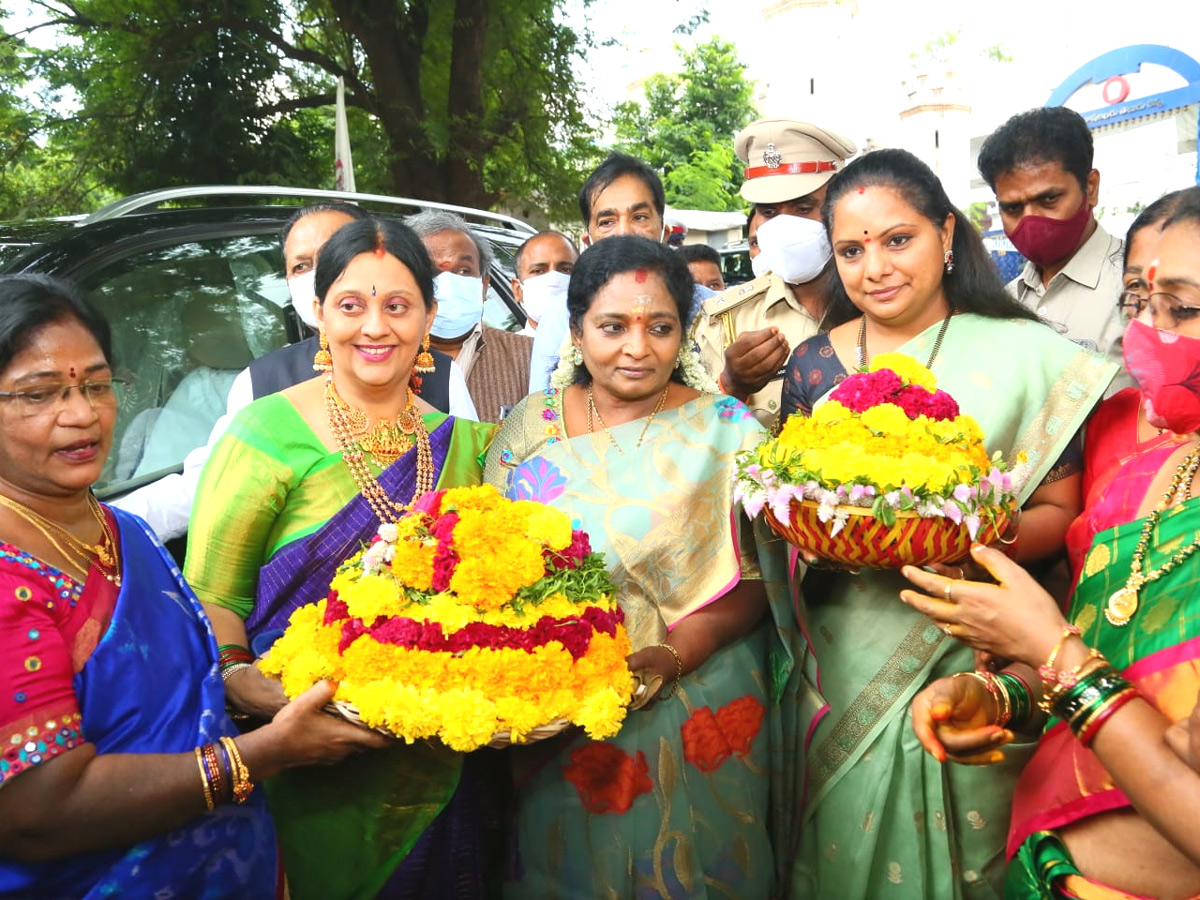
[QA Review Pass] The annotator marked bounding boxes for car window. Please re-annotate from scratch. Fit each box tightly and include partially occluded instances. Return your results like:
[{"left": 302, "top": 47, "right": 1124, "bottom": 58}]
[
  {"left": 76, "top": 233, "right": 288, "bottom": 494},
  {"left": 721, "top": 248, "right": 754, "bottom": 287},
  {"left": 482, "top": 240, "right": 522, "bottom": 331}
]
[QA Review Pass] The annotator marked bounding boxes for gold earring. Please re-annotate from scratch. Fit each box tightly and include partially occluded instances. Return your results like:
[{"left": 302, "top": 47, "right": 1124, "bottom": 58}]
[
  {"left": 313, "top": 329, "right": 333, "bottom": 373},
  {"left": 414, "top": 333, "right": 436, "bottom": 373}
]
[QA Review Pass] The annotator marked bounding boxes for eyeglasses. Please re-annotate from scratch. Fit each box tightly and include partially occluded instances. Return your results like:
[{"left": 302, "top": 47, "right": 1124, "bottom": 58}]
[
  {"left": 0, "top": 379, "right": 128, "bottom": 417},
  {"left": 1117, "top": 290, "right": 1200, "bottom": 327}
]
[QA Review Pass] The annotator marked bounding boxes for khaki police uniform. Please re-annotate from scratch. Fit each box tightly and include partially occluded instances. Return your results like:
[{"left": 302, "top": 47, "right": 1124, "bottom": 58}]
[{"left": 692, "top": 270, "right": 820, "bottom": 428}]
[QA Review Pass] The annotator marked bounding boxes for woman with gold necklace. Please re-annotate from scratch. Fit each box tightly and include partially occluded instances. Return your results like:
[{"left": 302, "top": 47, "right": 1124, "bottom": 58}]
[
  {"left": 0, "top": 274, "right": 386, "bottom": 898},
  {"left": 902, "top": 188, "right": 1200, "bottom": 898},
  {"left": 184, "top": 218, "right": 495, "bottom": 899},
  {"left": 776, "top": 149, "right": 1117, "bottom": 900},
  {"left": 483, "top": 236, "right": 795, "bottom": 898}
]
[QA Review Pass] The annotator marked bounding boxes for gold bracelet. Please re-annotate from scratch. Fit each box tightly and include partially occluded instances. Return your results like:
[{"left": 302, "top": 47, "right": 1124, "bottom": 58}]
[
  {"left": 995, "top": 507, "right": 1021, "bottom": 545},
  {"left": 194, "top": 746, "right": 215, "bottom": 811},
  {"left": 952, "top": 671, "right": 1009, "bottom": 727},
  {"left": 219, "top": 736, "right": 253, "bottom": 804},
  {"left": 654, "top": 643, "right": 684, "bottom": 700}
]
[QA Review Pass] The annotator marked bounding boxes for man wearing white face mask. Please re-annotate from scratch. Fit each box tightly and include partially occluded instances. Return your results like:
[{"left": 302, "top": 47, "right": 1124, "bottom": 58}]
[
  {"left": 692, "top": 117, "right": 857, "bottom": 427},
  {"left": 407, "top": 210, "right": 533, "bottom": 422},
  {"left": 511, "top": 230, "right": 578, "bottom": 338}
]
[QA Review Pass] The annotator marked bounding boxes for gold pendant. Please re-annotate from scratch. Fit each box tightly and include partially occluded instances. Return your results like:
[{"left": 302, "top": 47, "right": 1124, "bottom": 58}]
[{"left": 1105, "top": 585, "right": 1139, "bottom": 626}]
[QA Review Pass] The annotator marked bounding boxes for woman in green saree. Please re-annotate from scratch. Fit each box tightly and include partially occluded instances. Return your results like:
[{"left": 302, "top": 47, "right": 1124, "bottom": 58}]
[
  {"left": 184, "top": 218, "right": 495, "bottom": 899},
  {"left": 776, "top": 149, "right": 1116, "bottom": 899},
  {"left": 483, "top": 235, "right": 795, "bottom": 898},
  {"left": 901, "top": 188, "right": 1200, "bottom": 899}
]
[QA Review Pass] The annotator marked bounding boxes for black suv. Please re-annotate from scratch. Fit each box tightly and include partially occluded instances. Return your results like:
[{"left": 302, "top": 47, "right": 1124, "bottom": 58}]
[{"left": 0, "top": 186, "right": 536, "bottom": 501}]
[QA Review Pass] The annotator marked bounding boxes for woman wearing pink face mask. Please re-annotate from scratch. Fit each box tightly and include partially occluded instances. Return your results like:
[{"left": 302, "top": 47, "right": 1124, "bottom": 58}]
[{"left": 900, "top": 186, "right": 1200, "bottom": 899}]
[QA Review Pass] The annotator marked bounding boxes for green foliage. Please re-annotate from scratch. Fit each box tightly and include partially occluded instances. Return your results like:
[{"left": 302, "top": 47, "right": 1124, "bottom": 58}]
[
  {"left": 610, "top": 37, "right": 755, "bottom": 212},
  {"left": 4, "top": 0, "right": 597, "bottom": 218}
]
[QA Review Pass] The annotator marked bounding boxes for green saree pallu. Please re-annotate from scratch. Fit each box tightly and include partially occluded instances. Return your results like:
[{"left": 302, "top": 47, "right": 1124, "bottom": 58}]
[
  {"left": 788, "top": 315, "right": 1116, "bottom": 900},
  {"left": 1006, "top": 493, "right": 1200, "bottom": 899},
  {"left": 484, "top": 390, "right": 798, "bottom": 899}
]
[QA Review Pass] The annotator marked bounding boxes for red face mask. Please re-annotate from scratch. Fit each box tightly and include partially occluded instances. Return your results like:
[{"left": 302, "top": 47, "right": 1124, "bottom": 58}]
[
  {"left": 1123, "top": 318, "right": 1200, "bottom": 434},
  {"left": 1007, "top": 195, "right": 1091, "bottom": 268}
]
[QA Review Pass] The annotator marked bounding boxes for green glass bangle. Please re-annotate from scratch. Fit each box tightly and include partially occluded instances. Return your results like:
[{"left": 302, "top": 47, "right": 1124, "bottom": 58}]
[
  {"left": 995, "top": 672, "right": 1033, "bottom": 729},
  {"left": 1053, "top": 668, "right": 1131, "bottom": 725}
]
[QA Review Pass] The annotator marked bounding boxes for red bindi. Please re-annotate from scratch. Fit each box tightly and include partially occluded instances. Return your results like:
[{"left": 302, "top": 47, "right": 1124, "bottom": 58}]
[
  {"left": 634, "top": 268, "right": 648, "bottom": 284},
  {"left": 69, "top": 367, "right": 76, "bottom": 378},
  {"left": 864, "top": 238, "right": 871, "bottom": 243},
  {"left": 857, "top": 186, "right": 865, "bottom": 194}
]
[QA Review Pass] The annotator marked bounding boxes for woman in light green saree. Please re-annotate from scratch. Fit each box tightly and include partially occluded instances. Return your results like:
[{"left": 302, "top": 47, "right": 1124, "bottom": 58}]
[
  {"left": 776, "top": 150, "right": 1116, "bottom": 899},
  {"left": 484, "top": 235, "right": 796, "bottom": 898}
]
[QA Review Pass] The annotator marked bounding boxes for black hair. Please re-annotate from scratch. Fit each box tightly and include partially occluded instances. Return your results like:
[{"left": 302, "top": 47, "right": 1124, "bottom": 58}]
[
  {"left": 278, "top": 201, "right": 369, "bottom": 254},
  {"left": 675, "top": 244, "right": 722, "bottom": 267},
  {"left": 566, "top": 236, "right": 694, "bottom": 385},
  {"left": 1130, "top": 188, "right": 1196, "bottom": 266},
  {"left": 314, "top": 217, "right": 436, "bottom": 311},
  {"left": 820, "top": 148, "right": 1039, "bottom": 329},
  {"left": 578, "top": 152, "right": 666, "bottom": 227},
  {"left": 0, "top": 274, "right": 114, "bottom": 375},
  {"left": 513, "top": 230, "right": 578, "bottom": 279},
  {"left": 977, "top": 107, "right": 1094, "bottom": 192}
]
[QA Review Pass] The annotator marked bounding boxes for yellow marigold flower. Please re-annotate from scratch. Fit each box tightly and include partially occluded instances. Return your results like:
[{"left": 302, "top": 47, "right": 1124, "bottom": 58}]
[
  {"left": 517, "top": 501, "right": 574, "bottom": 551},
  {"left": 859, "top": 402, "right": 912, "bottom": 436},
  {"left": 870, "top": 352, "right": 938, "bottom": 391},
  {"left": 575, "top": 686, "right": 631, "bottom": 740},
  {"left": 811, "top": 400, "right": 851, "bottom": 425},
  {"left": 441, "top": 483, "right": 503, "bottom": 514},
  {"left": 390, "top": 540, "right": 435, "bottom": 592},
  {"left": 342, "top": 573, "right": 405, "bottom": 622}
]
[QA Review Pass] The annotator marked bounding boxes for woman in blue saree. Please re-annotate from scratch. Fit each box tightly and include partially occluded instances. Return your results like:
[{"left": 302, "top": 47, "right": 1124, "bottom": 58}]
[
  {"left": 483, "top": 235, "right": 795, "bottom": 898},
  {"left": 184, "top": 218, "right": 496, "bottom": 899},
  {"left": 0, "top": 274, "right": 379, "bottom": 899}
]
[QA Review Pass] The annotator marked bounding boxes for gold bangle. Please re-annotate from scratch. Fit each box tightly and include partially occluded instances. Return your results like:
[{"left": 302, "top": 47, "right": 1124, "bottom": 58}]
[
  {"left": 995, "top": 507, "right": 1021, "bottom": 545},
  {"left": 219, "top": 736, "right": 253, "bottom": 804},
  {"left": 194, "top": 746, "right": 215, "bottom": 811},
  {"left": 654, "top": 643, "right": 684, "bottom": 700},
  {"left": 203, "top": 743, "right": 224, "bottom": 803}
]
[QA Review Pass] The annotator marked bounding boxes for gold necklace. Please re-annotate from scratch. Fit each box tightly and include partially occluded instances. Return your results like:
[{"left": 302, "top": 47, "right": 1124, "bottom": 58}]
[
  {"left": 1106, "top": 444, "right": 1200, "bottom": 626},
  {"left": 0, "top": 493, "right": 121, "bottom": 585},
  {"left": 856, "top": 310, "right": 953, "bottom": 373},
  {"left": 325, "top": 380, "right": 424, "bottom": 467},
  {"left": 325, "top": 377, "right": 435, "bottom": 523},
  {"left": 586, "top": 384, "right": 671, "bottom": 455}
]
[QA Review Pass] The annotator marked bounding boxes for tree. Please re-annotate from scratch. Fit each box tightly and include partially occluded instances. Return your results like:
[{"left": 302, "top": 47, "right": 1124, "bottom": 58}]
[
  {"left": 611, "top": 37, "right": 756, "bottom": 212},
  {"left": 8, "top": 0, "right": 597, "bottom": 218}
]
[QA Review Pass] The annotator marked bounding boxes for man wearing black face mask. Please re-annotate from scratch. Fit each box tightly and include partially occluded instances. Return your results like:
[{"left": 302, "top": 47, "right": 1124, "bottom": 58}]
[{"left": 978, "top": 107, "right": 1125, "bottom": 367}]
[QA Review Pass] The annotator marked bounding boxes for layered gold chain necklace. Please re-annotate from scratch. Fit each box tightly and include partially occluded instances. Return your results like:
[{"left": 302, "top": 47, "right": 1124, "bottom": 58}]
[
  {"left": 0, "top": 493, "right": 120, "bottom": 585},
  {"left": 325, "top": 377, "right": 435, "bottom": 523},
  {"left": 1106, "top": 443, "right": 1200, "bottom": 626}
]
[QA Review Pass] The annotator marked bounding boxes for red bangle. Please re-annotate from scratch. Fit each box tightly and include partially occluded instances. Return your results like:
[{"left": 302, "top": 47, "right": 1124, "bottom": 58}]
[
  {"left": 717, "top": 372, "right": 729, "bottom": 395},
  {"left": 1077, "top": 688, "right": 1139, "bottom": 748}
]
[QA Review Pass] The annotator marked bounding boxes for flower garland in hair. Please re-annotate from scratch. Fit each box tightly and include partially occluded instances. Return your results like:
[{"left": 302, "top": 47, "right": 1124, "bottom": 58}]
[{"left": 548, "top": 334, "right": 718, "bottom": 393}]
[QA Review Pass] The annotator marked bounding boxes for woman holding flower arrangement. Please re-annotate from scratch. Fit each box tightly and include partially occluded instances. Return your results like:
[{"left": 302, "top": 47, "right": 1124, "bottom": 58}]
[
  {"left": 184, "top": 218, "right": 496, "bottom": 899},
  {"left": 774, "top": 150, "right": 1116, "bottom": 899},
  {"left": 901, "top": 188, "right": 1200, "bottom": 898},
  {"left": 482, "top": 235, "right": 795, "bottom": 899}
]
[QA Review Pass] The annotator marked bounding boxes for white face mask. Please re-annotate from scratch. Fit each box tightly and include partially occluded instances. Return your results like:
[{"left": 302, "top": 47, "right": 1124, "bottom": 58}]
[
  {"left": 431, "top": 272, "right": 485, "bottom": 339},
  {"left": 288, "top": 270, "right": 319, "bottom": 330},
  {"left": 519, "top": 270, "right": 571, "bottom": 325},
  {"left": 750, "top": 214, "right": 832, "bottom": 285}
]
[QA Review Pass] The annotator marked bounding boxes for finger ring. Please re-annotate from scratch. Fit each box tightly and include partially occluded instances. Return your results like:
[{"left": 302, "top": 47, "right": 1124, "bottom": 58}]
[
  {"left": 944, "top": 582, "right": 953, "bottom": 602},
  {"left": 942, "top": 623, "right": 954, "bottom": 637},
  {"left": 956, "top": 566, "right": 966, "bottom": 580}
]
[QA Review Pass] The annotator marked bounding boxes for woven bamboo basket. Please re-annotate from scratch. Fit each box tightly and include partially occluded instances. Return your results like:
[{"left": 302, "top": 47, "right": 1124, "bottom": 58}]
[
  {"left": 327, "top": 699, "right": 570, "bottom": 748},
  {"left": 765, "top": 498, "right": 1014, "bottom": 569}
]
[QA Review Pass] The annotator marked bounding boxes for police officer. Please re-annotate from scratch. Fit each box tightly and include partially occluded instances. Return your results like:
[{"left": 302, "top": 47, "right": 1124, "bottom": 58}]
[{"left": 693, "top": 118, "right": 856, "bottom": 427}]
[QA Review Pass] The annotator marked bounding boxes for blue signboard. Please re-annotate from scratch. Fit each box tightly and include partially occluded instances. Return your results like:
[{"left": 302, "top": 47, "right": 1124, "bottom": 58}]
[{"left": 1046, "top": 44, "right": 1200, "bottom": 183}]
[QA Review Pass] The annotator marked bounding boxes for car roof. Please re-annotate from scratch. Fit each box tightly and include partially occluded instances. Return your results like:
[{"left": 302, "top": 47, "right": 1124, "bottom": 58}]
[{"left": 0, "top": 185, "right": 536, "bottom": 276}]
